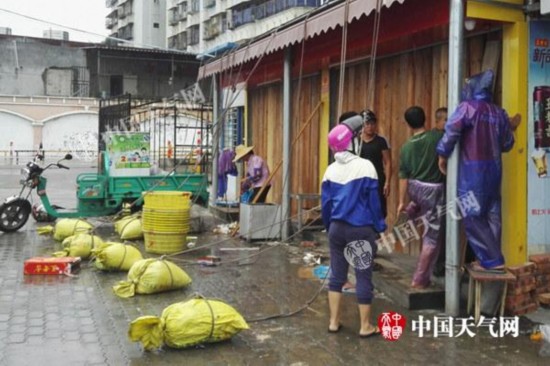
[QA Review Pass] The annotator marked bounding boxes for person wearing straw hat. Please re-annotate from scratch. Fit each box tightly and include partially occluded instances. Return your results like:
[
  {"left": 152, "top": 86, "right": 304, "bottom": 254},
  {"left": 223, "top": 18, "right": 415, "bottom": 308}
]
[{"left": 233, "top": 144, "right": 271, "bottom": 203}]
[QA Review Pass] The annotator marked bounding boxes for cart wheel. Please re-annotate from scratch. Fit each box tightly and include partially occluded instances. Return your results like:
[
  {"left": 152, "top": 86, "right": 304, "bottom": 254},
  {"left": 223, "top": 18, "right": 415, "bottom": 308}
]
[{"left": 0, "top": 199, "right": 31, "bottom": 233}]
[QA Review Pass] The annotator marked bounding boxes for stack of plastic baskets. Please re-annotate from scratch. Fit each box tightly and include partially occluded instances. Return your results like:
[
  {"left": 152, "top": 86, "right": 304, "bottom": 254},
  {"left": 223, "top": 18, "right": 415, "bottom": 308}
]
[{"left": 142, "top": 191, "right": 191, "bottom": 254}]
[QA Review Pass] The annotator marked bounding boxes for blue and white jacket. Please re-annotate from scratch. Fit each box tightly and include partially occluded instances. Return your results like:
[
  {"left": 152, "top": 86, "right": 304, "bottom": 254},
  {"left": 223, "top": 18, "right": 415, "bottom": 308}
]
[{"left": 321, "top": 151, "right": 387, "bottom": 233}]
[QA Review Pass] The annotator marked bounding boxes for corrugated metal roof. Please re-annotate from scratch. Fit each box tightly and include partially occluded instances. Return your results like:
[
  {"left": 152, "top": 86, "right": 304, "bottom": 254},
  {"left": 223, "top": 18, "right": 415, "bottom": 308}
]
[
  {"left": 82, "top": 44, "right": 197, "bottom": 57},
  {"left": 199, "top": 0, "right": 406, "bottom": 78}
]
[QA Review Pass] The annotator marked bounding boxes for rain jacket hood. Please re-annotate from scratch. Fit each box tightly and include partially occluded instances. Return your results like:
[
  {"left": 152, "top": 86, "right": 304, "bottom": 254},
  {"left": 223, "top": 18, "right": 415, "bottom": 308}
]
[{"left": 461, "top": 69, "right": 494, "bottom": 102}]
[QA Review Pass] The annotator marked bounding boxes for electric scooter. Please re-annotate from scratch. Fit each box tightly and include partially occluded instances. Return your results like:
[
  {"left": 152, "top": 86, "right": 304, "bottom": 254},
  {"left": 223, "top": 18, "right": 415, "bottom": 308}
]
[{"left": 0, "top": 154, "right": 72, "bottom": 232}]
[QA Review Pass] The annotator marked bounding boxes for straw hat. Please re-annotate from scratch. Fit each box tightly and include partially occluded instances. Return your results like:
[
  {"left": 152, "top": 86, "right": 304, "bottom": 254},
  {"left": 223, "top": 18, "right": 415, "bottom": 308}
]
[{"left": 233, "top": 144, "right": 254, "bottom": 162}]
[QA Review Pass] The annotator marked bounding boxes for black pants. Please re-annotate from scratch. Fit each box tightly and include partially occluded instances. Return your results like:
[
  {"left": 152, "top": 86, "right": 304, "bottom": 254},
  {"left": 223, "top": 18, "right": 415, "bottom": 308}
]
[{"left": 250, "top": 185, "right": 271, "bottom": 203}]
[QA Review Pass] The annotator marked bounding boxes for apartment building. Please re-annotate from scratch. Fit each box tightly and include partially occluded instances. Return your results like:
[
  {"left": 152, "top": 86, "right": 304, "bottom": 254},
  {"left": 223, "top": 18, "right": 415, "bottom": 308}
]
[
  {"left": 167, "top": 0, "right": 321, "bottom": 54},
  {"left": 106, "top": 0, "right": 167, "bottom": 48}
]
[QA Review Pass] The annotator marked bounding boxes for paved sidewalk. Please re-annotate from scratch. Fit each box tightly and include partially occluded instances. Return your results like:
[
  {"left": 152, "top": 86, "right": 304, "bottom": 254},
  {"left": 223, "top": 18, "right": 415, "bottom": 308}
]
[{"left": 0, "top": 162, "right": 548, "bottom": 365}]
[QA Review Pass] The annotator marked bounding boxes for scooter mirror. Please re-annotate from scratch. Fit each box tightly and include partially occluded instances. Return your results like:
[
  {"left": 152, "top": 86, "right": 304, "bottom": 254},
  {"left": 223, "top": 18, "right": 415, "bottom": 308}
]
[{"left": 64, "top": 153, "right": 73, "bottom": 161}]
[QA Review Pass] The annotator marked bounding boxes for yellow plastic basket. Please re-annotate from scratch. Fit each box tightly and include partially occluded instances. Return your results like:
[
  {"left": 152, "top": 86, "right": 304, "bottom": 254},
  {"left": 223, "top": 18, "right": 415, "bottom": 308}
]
[
  {"left": 142, "top": 191, "right": 192, "bottom": 210},
  {"left": 143, "top": 231, "right": 187, "bottom": 254},
  {"left": 142, "top": 221, "right": 190, "bottom": 233}
]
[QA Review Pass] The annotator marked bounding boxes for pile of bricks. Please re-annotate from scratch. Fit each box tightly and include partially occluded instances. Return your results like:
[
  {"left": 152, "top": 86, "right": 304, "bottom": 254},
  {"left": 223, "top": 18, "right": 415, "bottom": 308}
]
[
  {"left": 530, "top": 254, "right": 550, "bottom": 307},
  {"left": 505, "top": 262, "right": 538, "bottom": 316}
]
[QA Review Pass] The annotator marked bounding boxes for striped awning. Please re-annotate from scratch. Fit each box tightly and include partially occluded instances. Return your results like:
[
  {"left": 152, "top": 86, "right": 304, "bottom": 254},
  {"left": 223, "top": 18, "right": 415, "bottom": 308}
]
[{"left": 199, "top": 0, "right": 406, "bottom": 78}]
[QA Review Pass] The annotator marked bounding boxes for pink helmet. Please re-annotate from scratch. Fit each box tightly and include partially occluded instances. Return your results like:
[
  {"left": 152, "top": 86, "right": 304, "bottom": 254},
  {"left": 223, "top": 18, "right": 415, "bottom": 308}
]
[{"left": 328, "top": 124, "right": 354, "bottom": 152}]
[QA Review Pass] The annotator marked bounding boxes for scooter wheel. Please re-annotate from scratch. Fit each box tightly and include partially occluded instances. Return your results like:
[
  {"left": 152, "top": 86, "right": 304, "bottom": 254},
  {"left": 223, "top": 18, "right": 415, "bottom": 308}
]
[{"left": 0, "top": 199, "right": 31, "bottom": 233}]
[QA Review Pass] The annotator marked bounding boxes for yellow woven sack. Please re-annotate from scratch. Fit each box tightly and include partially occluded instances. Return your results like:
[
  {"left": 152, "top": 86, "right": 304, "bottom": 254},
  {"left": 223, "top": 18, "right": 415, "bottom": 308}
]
[
  {"left": 37, "top": 219, "right": 93, "bottom": 241},
  {"left": 92, "top": 242, "right": 143, "bottom": 271},
  {"left": 128, "top": 297, "right": 249, "bottom": 351},
  {"left": 113, "top": 258, "right": 192, "bottom": 298},
  {"left": 114, "top": 214, "right": 143, "bottom": 240},
  {"left": 53, "top": 234, "right": 104, "bottom": 259}
]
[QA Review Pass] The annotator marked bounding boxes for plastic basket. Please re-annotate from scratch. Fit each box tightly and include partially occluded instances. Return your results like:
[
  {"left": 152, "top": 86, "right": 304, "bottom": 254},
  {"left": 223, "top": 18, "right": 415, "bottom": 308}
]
[
  {"left": 142, "top": 221, "right": 190, "bottom": 233},
  {"left": 143, "top": 230, "right": 187, "bottom": 254},
  {"left": 142, "top": 191, "right": 192, "bottom": 210}
]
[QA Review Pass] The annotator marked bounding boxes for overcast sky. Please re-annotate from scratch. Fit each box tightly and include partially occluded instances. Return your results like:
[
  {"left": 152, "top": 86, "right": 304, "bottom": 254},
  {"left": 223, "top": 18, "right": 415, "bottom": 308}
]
[{"left": 0, "top": 0, "right": 110, "bottom": 42}]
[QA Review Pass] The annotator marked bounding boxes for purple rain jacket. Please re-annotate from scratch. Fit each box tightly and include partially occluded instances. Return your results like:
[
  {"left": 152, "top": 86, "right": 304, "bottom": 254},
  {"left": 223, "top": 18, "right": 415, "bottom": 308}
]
[{"left": 436, "top": 70, "right": 515, "bottom": 216}]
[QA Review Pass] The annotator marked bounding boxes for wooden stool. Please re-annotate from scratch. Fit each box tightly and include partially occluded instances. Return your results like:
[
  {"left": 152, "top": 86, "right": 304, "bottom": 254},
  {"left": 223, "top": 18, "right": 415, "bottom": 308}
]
[{"left": 466, "top": 264, "right": 516, "bottom": 323}]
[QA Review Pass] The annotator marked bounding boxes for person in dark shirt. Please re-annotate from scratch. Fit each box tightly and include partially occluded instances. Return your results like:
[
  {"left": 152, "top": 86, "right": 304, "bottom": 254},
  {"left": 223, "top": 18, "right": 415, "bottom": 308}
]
[
  {"left": 358, "top": 110, "right": 392, "bottom": 218},
  {"left": 398, "top": 106, "right": 445, "bottom": 289}
]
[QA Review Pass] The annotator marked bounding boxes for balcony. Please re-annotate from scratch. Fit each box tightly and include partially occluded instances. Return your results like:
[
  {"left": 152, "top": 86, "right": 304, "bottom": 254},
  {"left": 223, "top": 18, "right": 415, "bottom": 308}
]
[
  {"left": 117, "top": 6, "right": 126, "bottom": 19},
  {"left": 169, "top": 12, "right": 180, "bottom": 25},
  {"left": 226, "top": 0, "right": 252, "bottom": 10},
  {"left": 105, "top": 0, "right": 117, "bottom": 8},
  {"left": 105, "top": 17, "right": 117, "bottom": 29},
  {"left": 204, "top": 0, "right": 216, "bottom": 8}
]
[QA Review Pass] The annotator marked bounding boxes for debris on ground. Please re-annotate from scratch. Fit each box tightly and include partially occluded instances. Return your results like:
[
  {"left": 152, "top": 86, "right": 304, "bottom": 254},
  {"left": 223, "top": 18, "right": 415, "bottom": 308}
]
[
  {"left": 303, "top": 252, "right": 322, "bottom": 266},
  {"left": 300, "top": 241, "right": 319, "bottom": 248},
  {"left": 212, "top": 222, "right": 239, "bottom": 235}
]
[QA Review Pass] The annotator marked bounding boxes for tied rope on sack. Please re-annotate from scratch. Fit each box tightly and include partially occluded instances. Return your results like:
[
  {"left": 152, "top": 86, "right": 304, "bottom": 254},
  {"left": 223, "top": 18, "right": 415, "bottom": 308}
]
[
  {"left": 128, "top": 294, "right": 249, "bottom": 351},
  {"left": 92, "top": 242, "right": 143, "bottom": 271},
  {"left": 52, "top": 233, "right": 104, "bottom": 259},
  {"left": 113, "top": 257, "right": 192, "bottom": 298},
  {"left": 114, "top": 213, "right": 143, "bottom": 240},
  {"left": 37, "top": 218, "right": 93, "bottom": 241}
]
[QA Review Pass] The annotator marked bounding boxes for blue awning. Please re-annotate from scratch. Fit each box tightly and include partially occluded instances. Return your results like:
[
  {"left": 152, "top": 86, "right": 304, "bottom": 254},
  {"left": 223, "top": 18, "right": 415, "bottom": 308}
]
[{"left": 197, "top": 42, "right": 239, "bottom": 61}]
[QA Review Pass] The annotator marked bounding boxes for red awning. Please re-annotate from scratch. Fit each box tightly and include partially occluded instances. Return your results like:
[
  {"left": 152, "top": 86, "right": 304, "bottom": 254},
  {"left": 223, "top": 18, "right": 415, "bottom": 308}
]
[{"left": 199, "top": 0, "right": 406, "bottom": 78}]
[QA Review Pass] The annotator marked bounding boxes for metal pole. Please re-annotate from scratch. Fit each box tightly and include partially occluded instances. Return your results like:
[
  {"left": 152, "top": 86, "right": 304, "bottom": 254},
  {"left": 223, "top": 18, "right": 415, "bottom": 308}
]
[
  {"left": 210, "top": 74, "right": 220, "bottom": 207},
  {"left": 446, "top": 0, "right": 464, "bottom": 316},
  {"left": 282, "top": 48, "right": 292, "bottom": 240}
]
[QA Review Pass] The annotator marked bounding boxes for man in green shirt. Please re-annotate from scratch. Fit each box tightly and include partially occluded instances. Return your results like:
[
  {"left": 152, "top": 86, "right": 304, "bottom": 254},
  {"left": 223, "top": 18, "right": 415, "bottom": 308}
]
[{"left": 397, "top": 106, "right": 445, "bottom": 289}]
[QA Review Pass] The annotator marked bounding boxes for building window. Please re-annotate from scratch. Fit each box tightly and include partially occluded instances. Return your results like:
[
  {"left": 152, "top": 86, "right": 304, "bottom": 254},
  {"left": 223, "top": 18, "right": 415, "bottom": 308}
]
[
  {"left": 153, "top": 22, "right": 159, "bottom": 28},
  {"left": 188, "top": 25, "right": 199, "bottom": 46}
]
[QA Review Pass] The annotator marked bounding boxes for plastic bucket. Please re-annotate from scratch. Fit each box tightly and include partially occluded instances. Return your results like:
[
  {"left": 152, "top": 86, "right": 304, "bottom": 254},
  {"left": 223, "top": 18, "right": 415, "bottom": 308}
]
[{"left": 143, "top": 230, "right": 187, "bottom": 254}]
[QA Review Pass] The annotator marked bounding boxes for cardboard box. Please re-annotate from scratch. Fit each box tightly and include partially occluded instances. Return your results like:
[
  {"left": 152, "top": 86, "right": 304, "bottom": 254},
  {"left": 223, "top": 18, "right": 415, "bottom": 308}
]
[{"left": 24, "top": 257, "right": 81, "bottom": 275}]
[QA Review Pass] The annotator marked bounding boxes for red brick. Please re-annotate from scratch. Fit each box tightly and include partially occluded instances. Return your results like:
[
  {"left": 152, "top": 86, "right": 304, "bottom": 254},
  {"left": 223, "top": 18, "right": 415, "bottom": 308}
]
[
  {"left": 507, "top": 262, "right": 536, "bottom": 276},
  {"left": 508, "top": 276, "right": 537, "bottom": 295},
  {"left": 538, "top": 293, "right": 550, "bottom": 305},
  {"left": 536, "top": 273, "right": 550, "bottom": 286},
  {"left": 529, "top": 254, "right": 550, "bottom": 265},
  {"left": 505, "top": 292, "right": 535, "bottom": 308},
  {"left": 505, "top": 302, "right": 538, "bottom": 316},
  {"left": 536, "top": 285, "right": 550, "bottom": 294},
  {"left": 534, "top": 262, "right": 550, "bottom": 274}
]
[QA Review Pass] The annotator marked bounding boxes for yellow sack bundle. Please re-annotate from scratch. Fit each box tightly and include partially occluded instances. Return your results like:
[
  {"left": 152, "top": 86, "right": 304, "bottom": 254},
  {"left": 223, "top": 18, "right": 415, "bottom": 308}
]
[
  {"left": 128, "top": 296, "right": 249, "bottom": 350},
  {"left": 37, "top": 219, "right": 93, "bottom": 241},
  {"left": 92, "top": 242, "right": 143, "bottom": 271},
  {"left": 114, "top": 214, "right": 143, "bottom": 240},
  {"left": 113, "top": 258, "right": 192, "bottom": 298},
  {"left": 53, "top": 234, "right": 104, "bottom": 259}
]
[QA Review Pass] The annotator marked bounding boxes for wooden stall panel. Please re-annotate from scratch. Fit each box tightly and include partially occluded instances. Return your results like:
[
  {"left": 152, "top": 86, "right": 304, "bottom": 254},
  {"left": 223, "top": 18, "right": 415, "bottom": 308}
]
[
  {"left": 248, "top": 82, "right": 283, "bottom": 204},
  {"left": 291, "top": 75, "right": 321, "bottom": 216}
]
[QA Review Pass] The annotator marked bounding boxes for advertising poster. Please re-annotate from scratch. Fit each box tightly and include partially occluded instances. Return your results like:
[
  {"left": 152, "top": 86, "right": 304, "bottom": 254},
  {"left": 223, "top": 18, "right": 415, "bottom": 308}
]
[
  {"left": 106, "top": 132, "right": 151, "bottom": 176},
  {"left": 528, "top": 21, "right": 550, "bottom": 251}
]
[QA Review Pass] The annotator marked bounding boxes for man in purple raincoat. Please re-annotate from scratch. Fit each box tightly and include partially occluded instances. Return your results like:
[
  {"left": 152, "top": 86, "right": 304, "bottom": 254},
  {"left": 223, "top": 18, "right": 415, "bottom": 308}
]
[{"left": 437, "top": 70, "right": 521, "bottom": 272}]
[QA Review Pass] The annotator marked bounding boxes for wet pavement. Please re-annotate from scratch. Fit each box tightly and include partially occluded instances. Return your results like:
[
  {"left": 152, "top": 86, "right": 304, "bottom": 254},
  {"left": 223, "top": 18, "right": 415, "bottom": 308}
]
[{"left": 0, "top": 159, "right": 549, "bottom": 365}]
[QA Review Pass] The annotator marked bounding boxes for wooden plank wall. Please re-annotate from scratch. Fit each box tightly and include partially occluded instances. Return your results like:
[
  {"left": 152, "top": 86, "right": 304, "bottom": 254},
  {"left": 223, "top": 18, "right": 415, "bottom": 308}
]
[
  {"left": 248, "top": 75, "right": 321, "bottom": 213},
  {"left": 247, "top": 82, "right": 283, "bottom": 203},
  {"left": 247, "top": 33, "right": 495, "bottom": 235}
]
